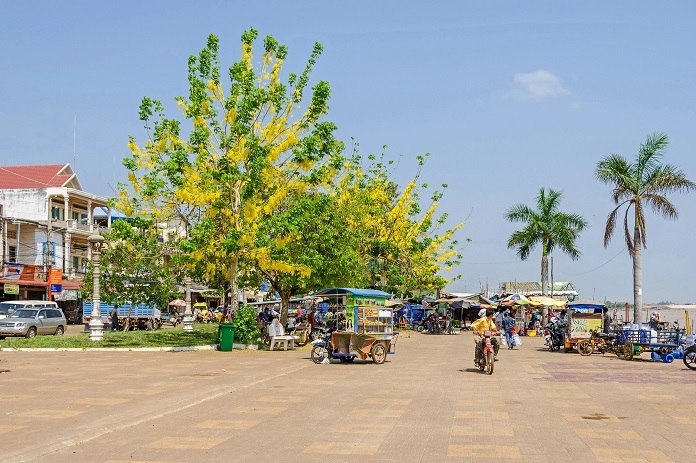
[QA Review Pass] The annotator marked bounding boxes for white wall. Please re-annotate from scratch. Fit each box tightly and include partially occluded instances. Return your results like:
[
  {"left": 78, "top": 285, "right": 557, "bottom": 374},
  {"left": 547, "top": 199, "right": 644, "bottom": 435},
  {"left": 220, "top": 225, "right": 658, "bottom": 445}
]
[{"left": 0, "top": 189, "right": 48, "bottom": 222}]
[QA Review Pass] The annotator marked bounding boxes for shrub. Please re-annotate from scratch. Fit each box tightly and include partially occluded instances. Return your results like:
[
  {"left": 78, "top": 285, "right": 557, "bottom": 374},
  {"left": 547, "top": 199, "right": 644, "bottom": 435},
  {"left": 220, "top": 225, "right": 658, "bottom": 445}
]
[{"left": 231, "top": 305, "right": 260, "bottom": 344}]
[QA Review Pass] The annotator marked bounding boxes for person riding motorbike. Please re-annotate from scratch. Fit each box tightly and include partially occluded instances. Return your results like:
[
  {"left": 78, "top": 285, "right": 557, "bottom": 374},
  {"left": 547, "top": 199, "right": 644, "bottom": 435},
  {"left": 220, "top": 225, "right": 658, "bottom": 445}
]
[{"left": 471, "top": 308, "right": 500, "bottom": 365}]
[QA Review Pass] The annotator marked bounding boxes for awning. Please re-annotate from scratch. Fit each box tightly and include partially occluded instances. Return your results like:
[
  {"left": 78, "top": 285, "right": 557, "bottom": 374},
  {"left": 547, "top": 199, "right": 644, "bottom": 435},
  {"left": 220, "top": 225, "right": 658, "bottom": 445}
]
[{"left": 311, "top": 288, "right": 392, "bottom": 298}]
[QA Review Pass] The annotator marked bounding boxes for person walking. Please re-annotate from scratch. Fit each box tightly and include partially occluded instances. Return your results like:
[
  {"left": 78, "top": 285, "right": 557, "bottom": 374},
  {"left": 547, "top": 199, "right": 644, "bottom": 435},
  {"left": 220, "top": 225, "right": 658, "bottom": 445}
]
[{"left": 502, "top": 311, "right": 516, "bottom": 349}]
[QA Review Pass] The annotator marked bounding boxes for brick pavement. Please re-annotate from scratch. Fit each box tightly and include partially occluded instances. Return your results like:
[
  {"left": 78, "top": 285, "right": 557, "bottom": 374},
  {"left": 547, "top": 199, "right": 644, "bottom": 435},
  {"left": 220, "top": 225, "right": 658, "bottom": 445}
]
[{"left": 0, "top": 332, "right": 693, "bottom": 462}]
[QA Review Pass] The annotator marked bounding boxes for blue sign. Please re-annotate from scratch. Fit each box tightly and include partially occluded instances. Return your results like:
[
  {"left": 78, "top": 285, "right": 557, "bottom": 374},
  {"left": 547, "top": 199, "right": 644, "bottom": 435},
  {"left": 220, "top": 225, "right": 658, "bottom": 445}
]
[{"left": 50, "top": 284, "right": 63, "bottom": 293}]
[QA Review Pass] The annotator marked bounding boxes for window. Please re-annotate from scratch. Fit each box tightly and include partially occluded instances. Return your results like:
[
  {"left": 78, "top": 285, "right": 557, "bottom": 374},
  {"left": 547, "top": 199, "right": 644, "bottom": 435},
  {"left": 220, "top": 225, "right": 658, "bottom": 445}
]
[
  {"left": 9, "top": 246, "right": 17, "bottom": 262},
  {"left": 73, "top": 256, "right": 80, "bottom": 270},
  {"left": 72, "top": 211, "right": 79, "bottom": 221},
  {"left": 51, "top": 206, "right": 63, "bottom": 220}
]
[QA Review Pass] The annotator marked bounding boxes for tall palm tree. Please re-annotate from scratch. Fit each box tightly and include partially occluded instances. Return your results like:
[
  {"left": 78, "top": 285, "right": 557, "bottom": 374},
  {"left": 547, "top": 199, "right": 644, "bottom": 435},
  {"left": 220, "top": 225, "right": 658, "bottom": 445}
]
[
  {"left": 595, "top": 132, "right": 694, "bottom": 324},
  {"left": 505, "top": 188, "right": 588, "bottom": 301}
]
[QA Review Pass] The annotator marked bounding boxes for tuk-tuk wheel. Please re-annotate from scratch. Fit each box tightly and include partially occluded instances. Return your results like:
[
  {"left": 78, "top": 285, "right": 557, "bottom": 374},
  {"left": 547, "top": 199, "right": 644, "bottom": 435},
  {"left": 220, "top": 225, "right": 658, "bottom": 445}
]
[
  {"left": 623, "top": 341, "right": 634, "bottom": 360},
  {"left": 371, "top": 343, "right": 387, "bottom": 364},
  {"left": 578, "top": 340, "right": 594, "bottom": 356}
]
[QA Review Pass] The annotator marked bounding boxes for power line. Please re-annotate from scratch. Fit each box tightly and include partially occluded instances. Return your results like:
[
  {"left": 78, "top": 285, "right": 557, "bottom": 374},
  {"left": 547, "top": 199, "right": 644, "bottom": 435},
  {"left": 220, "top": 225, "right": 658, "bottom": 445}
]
[{"left": 557, "top": 249, "right": 626, "bottom": 276}]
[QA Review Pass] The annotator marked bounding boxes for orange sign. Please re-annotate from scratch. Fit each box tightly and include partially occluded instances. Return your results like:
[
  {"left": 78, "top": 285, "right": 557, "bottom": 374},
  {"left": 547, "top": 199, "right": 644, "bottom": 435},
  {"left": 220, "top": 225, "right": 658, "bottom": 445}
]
[{"left": 48, "top": 268, "right": 63, "bottom": 294}]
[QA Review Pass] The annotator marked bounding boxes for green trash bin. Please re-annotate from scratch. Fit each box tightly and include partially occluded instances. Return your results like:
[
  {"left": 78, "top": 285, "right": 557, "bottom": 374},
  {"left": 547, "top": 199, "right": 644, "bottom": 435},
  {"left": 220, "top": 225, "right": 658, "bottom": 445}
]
[{"left": 218, "top": 323, "right": 235, "bottom": 352}]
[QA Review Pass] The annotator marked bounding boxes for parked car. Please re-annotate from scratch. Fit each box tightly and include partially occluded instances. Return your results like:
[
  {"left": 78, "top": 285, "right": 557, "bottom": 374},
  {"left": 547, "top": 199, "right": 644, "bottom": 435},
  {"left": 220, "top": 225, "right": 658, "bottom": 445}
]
[
  {"left": 0, "top": 307, "right": 67, "bottom": 339},
  {"left": 0, "top": 301, "right": 58, "bottom": 319}
]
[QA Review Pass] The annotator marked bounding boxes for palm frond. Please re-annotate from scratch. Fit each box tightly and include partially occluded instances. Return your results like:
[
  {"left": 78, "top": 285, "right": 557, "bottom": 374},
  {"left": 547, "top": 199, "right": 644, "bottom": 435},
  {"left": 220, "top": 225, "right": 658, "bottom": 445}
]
[
  {"left": 623, "top": 205, "right": 634, "bottom": 255},
  {"left": 643, "top": 193, "right": 678, "bottom": 220},
  {"left": 506, "top": 230, "right": 538, "bottom": 261},
  {"left": 643, "top": 164, "right": 696, "bottom": 196},
  {"left": 504, "top": 204, "right": 535, "bottom": 223},
  {"left": 603, "top": 202, "right": 627, "bottom": 247},
  {"left": 595, "top": 154, "right": 631, "bottom": 188},
  {"left": 637, "top": 132, "right": 669, "bottom": 178}
]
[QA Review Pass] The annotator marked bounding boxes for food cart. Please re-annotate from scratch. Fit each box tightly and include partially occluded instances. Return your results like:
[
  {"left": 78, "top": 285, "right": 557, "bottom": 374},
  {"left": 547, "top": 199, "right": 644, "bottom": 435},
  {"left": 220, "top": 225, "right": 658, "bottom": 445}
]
[
  {"left": 564, "top": 299, "right": 604, "bottom": 353},
  {"left": 310, "top": 288, "right": 397, "bottom": 364}
]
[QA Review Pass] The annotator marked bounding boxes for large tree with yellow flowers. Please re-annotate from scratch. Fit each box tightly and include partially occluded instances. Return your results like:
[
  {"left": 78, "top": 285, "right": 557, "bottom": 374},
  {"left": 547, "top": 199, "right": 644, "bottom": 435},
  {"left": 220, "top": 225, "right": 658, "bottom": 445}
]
[
  {"left": 115, "top": 29, "right": 344, "bottom": 313},
  {"left": 337, "top": 152, "right": 464, "bottom": 297}
]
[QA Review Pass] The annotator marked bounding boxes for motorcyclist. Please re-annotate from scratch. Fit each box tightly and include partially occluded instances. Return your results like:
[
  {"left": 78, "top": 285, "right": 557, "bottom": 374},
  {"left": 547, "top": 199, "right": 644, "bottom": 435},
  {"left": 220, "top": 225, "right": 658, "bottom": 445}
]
[{"left": 471, "top": 308, "right": 500, "bottom": 365}]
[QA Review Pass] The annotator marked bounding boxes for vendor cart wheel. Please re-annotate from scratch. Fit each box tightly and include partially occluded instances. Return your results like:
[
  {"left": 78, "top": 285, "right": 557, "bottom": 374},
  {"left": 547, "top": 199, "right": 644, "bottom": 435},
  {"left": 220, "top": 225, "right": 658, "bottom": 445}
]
[
  {"left": 683, "top": 350, "right": 696, "bottom": 370},
  {"left": 578, "top": 340, "right": 594, "bottom": 356},
  {"left": 623, "top": 341, "right": 634, "bottom": 360},
  {"left": 371, "top": 343, "right": 387, "bottom": 364},
  {"left": 311, "top": 345, "right": 329, "bottom": 364},
  {"left": 416, "top": 325, "right": 425, "bottom": 333}
]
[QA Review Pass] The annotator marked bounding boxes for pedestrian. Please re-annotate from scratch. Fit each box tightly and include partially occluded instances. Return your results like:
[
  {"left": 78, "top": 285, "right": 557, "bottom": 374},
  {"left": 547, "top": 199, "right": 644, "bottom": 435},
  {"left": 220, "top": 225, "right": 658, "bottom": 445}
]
[
  {"left": 603, "top": 307, "right": 612, "bottom": 334},
  {"left": 110, "top": 306, "right": 119, "bottom": 331},
  {"left": 503, "top": 311, "right": 516, "bottom": 349}
]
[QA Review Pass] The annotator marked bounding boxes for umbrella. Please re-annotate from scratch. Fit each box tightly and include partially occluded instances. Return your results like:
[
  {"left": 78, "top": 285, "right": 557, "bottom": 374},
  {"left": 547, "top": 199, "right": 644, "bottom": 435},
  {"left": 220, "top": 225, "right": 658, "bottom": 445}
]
[
  {"left": 501, "top": 294, "right": 530, "bottom": 306},
  {"left": 529, "top": 296, "right": 567, "bottom": 307},
  {"left": 169, "top": 299, "right": 186, "bottom": 307}
]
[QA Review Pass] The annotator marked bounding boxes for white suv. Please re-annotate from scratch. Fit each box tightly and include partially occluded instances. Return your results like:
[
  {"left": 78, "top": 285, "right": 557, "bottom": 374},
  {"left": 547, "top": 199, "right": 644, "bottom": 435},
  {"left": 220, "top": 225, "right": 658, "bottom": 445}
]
[{"left": 0, "top": 301, "right": 66, "bottom": 338}]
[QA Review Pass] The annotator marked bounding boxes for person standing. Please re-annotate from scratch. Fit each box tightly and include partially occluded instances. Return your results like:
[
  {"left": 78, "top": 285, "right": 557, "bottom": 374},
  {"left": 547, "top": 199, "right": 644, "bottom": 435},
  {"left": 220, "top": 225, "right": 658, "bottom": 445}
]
[
  {"left": 603, "top": 307, "right": 612, "bottom": 334},
  {"left": 110, "top": 306, "right": 119, "bottom": 331},
  {"left": 502, "top": 311, "right": 516, "bottom": 349}
]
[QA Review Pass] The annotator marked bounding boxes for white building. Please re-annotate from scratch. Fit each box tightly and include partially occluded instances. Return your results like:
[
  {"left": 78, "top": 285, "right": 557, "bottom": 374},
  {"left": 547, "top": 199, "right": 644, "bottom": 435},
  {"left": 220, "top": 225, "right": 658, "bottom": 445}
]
[{"left": 0, "top": 164, "right": 111, "bottom": 299}]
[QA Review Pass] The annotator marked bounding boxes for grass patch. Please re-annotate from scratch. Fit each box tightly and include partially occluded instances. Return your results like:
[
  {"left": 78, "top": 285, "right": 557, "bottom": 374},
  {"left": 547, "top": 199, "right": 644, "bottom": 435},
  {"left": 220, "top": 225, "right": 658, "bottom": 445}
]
[{"left": 0, "top": 324, "right": 222, "bottom": 349}]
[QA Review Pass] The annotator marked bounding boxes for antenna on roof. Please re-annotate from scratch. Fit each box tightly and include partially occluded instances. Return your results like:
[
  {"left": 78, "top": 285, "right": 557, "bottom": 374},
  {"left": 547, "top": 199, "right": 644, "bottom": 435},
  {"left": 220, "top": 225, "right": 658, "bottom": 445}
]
[{"left": 73, "top": 115, "right": 77, "bottom": 170}]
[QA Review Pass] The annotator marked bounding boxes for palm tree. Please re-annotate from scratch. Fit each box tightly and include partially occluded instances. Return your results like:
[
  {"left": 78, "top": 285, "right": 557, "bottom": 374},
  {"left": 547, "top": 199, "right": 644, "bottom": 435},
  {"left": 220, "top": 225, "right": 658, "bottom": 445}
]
[
  {"left": 505, "top": 188, "right": 588, "bottom": 301},
  {"left": 595, "top": 132, "right": 694, "bottom": 324}
]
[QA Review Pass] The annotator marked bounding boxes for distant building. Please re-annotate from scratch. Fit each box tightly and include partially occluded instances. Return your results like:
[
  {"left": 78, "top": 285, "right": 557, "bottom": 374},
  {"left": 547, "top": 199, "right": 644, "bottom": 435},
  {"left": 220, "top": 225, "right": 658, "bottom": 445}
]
[
  {"left": 500, "top": 281, "right": 578, "bottom": 300},
  {"left": 0, "top": 163, "right": 112, "bottom": 300}
]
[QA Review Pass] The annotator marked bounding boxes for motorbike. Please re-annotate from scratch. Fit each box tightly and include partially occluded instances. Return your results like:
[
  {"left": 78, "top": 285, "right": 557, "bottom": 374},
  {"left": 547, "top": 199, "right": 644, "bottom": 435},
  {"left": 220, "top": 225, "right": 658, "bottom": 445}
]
[
  {"left": 544, "top": 317, "right": 566, "bottom": 352},
  {"left": 474, "top": 330, "right": 495, "bottom": 375},
  {"left": 310, "top": 331, "right": 335, "bottom": 363},
  {"left": 684, "top": 343, "right": 696, "bottom": 370}
]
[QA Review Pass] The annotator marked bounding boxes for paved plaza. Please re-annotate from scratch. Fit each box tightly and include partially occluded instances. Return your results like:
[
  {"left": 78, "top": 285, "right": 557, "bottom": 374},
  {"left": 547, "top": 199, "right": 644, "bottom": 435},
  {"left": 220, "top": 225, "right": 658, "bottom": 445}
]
[{"left": 0, "top": 332, "right": 693, "bottom": 462}]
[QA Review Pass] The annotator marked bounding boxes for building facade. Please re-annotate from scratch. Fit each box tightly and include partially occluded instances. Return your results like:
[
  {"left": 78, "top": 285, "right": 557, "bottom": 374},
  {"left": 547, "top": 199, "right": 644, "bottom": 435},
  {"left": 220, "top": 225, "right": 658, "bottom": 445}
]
[{"left": 0, "top": 164, "right": 111, "bottom": 300}]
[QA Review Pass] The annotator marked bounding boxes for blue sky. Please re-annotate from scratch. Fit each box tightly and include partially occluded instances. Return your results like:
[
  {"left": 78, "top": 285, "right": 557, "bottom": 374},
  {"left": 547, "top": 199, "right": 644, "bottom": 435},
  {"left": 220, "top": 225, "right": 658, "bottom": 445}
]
[{"left": 2, "top": 1, "right": 695, "bottom": 303}]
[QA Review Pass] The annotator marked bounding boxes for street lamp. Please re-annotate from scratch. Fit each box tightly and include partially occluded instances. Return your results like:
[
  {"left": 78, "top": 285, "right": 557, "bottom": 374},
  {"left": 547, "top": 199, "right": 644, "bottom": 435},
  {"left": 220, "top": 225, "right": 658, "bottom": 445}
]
[
  {"left": 87, "top": 234, "right": 106, "bottom": 341},
  {"left": 183, "top": 275, "right": 193, "bottom": 332}
]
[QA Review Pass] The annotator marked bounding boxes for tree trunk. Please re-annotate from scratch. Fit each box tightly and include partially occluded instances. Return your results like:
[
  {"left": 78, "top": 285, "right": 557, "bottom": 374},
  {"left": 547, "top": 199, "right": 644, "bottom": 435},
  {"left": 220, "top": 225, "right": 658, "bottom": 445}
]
[
  {"left": 230, "top": 255, "right": 239, "bottom": 312},
  {"left": 279, "top": 291, "right": 290, "bottom": 327},
  {"left": 541, "top": 252, "right": 549, "bottom": 322},
  {"left": 632, "top": 227, "right": 642, "bottom": 324}
]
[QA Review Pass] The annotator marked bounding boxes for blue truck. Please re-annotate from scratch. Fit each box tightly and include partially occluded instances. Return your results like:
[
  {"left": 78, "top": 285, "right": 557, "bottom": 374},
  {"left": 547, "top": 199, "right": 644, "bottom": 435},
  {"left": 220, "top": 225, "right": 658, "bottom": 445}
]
[{"left": 82, "top": 302, "right": 162, "bottom": 330}]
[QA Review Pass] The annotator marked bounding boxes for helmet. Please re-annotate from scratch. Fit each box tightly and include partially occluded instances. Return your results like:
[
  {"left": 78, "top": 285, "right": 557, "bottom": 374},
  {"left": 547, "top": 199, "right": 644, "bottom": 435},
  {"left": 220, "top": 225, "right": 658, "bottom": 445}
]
[{"left": 478, "top": 308, "right": 486, "bottom": 318}]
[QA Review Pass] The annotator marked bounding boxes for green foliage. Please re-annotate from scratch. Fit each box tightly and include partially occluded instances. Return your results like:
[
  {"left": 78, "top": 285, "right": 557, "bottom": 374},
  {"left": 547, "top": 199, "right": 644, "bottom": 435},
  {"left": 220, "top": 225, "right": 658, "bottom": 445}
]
[
  {"left": 230, "top": 305, "right": 260, "bottom": 344},
  {"left": 595, "top": 132, "right": 695, "bottom": 322},
  {"left": 505, "top": 188, "right": 587, "bottom": 261},
  {"left": 82, "top": 220, "right": 179, "bottom": 308}
]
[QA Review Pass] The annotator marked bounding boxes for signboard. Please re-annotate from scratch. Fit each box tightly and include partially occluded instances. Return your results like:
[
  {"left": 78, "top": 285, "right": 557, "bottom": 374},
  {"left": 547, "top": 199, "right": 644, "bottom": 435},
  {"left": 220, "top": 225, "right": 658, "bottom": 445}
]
[
  {"left": 3, "top": 283, "right": 19, "bottom": 295},
  {"left": 54, "top": 289, "right": 78, "bottom": 301},
  {"left": 2, "top": 262, "right": 37, "bottom": 281},
  {"left": 48, "top": 268, "right": 63, "bottom": 294}
]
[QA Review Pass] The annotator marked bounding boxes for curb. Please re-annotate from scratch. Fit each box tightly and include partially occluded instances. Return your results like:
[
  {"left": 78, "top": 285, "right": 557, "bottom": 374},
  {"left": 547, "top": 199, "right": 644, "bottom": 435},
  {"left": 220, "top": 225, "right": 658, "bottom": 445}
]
[
  {"left": 0, "top": 343, "right": 267, "bottom": 352},
  {"left": 0, "top": 345, "right": 220, "bottom": 352}
]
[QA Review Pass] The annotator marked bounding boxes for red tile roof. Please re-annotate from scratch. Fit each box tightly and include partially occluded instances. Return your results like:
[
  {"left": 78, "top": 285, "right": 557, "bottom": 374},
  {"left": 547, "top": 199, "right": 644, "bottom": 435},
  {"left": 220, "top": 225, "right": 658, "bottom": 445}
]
[{"left": 0, "top": 164, "right": 78, "bottom": 189}]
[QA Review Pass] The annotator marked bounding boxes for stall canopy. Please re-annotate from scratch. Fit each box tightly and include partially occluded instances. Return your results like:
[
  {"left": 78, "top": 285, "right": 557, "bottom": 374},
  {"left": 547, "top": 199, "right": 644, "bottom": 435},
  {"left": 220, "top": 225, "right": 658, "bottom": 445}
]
[
  {"left": 312, "top": 288, "right": 392, "bottom": 298},
  {"left": 528, "top": 296, "right": 567, "bottom": 307},
  {"left": 568, "top": 299, "right": 605, "bottom": 313}
]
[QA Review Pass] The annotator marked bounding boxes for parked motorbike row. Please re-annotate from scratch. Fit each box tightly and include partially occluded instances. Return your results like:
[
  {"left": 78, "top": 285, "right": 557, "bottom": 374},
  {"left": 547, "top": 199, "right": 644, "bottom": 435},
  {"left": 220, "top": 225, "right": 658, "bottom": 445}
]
[{"left": 541, "top": 314, "right": 696, "bottom": 370}]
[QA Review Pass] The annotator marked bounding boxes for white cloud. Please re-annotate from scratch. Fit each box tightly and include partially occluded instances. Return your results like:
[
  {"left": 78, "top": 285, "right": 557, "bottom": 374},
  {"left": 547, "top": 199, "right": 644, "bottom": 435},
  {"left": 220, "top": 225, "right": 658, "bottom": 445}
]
[{"left": 509, "top": 70, "right": 569, "bottom": 100}]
